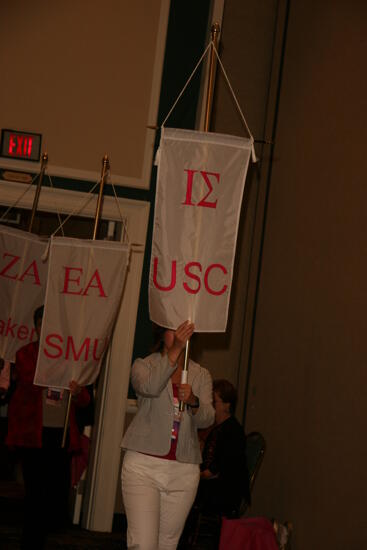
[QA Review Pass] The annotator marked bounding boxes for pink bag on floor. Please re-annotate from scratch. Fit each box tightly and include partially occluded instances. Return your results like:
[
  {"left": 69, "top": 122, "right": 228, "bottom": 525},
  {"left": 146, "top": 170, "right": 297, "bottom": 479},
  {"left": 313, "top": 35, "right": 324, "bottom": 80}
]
[{"left": 219, "top": 517, "right": 279, "bottom": 550}]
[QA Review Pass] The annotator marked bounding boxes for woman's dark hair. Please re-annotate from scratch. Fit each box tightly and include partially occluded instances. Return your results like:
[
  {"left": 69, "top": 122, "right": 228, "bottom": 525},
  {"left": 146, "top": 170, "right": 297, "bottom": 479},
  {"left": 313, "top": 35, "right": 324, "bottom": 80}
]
[
  {"left": 33, "top": 305, "right": 44, "bottom": 327},
  {"left": 150, "top": 323, "right": 167, "bottom": 353},
  {"left": 213, "top": 379, "right": 237, "bottom": 414}
]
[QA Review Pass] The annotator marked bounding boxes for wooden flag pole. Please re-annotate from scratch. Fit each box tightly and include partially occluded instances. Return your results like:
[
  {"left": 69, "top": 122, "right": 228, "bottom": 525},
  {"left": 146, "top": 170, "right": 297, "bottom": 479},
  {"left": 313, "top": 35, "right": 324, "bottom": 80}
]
[
  {"left": 62, "top": 154, "right": 110, "bottom": 448},
  {"left": 179, "top": 23, "right": 220, "bottom": 412},
  {"left": 28, "top": 152, "right": 48, "bottom": 233}
]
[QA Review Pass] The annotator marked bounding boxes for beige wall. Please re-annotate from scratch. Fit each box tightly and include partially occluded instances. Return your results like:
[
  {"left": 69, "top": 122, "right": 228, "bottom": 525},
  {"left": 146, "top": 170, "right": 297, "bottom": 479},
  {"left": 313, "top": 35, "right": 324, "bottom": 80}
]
[
  {"left": 197, "top": 1, "right": 367, "bottom": 548},
  {"left": 0, "top": 0, "right": 169, "bottom": 188}
]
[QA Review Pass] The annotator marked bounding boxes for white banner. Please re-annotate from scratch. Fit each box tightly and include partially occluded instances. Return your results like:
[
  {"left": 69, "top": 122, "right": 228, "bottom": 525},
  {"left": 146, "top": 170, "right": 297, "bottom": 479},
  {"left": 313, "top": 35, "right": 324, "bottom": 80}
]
[
  {"left": 149, "top": 128, "right": 252, "bottom": 332},
  {"left": 34, "top": 237, "right": 129, "bottom": 389},
  {"left": 0, "top": 225, "right": 48, "bottom": 362}
]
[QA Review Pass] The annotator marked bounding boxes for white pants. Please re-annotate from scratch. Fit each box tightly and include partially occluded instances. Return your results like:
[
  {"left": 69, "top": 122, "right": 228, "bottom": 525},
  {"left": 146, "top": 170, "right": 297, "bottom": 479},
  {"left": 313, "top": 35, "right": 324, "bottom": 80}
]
[{"left": 121, "top": 450, "right": 200, "bottom": 550}]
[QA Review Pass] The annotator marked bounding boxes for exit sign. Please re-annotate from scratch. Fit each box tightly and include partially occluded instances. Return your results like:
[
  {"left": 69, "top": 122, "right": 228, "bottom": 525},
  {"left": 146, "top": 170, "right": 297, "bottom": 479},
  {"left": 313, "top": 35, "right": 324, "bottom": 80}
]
[{"left": 0, "top": 129, "right": 42, "bottom": 162}]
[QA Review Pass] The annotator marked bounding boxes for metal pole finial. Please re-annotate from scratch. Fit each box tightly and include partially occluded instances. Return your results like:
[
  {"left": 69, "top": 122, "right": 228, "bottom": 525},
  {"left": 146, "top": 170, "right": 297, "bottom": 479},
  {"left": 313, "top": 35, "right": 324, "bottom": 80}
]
[
  {"left": 92, "top": 154, "right": 110, "bottom": 241},
  {"left": 28, "top": 152, "right": 49, "bottom": 233},
  {"left": 62, "top": 154, "right": 110, "bottom": 448},
  {"left": 204, "top": 23, "right": 221, "bottom": 132}
]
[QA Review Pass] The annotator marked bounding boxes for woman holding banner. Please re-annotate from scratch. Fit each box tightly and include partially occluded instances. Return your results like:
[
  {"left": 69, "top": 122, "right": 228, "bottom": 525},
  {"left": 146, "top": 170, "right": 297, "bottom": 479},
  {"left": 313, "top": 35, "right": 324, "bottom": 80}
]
[{"left": 121, "top": 320, "right": 215, "bottom": 550}]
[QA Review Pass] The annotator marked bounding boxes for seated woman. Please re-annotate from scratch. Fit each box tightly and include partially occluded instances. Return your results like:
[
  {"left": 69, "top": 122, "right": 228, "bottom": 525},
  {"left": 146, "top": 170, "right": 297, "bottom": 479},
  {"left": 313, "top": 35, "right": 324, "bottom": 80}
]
[{"left": 197, "top": 379, "right": 251, "bottom": 517}]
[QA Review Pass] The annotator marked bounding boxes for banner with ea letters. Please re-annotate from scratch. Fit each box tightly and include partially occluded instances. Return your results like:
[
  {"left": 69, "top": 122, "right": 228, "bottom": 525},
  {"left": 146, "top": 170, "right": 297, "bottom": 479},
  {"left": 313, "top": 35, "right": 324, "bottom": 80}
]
[
  {"left": 149, "top": 127, "right": 253, "bottom": 332},
  {"left": 34, "top": 237, "right": 129, "bottom": 389},
  {"left": 0, "top": 225, "right": 48, "bottom": 362}
]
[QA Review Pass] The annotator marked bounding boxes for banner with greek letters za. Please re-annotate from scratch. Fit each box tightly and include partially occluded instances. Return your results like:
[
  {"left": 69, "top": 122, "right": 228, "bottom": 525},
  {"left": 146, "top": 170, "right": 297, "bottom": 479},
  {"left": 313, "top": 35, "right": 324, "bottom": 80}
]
[
  {"left": 0, "top": 225, "right": 48, "bottom": 362},
  {"left": 149, "top": 127, "right": 252, "bottom": 332},
  {"left": 34, "top": 237, "right": 129, "bottom": 389}
]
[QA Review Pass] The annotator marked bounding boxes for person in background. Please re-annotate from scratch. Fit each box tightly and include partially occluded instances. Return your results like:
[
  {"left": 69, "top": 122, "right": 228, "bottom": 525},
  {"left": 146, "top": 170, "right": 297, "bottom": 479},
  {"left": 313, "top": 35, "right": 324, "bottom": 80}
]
[
  {"left": 6, "top": 305, "right": 91, "bottom": 549},
  {"left": 0, "top": 358, "right": 11, "bottom": 396},
  {"left": 121, "top": 320, "right": 215, "bottom": 550},
  {"left": 198, "top": 378, "right": 250, "bottom": 517}
]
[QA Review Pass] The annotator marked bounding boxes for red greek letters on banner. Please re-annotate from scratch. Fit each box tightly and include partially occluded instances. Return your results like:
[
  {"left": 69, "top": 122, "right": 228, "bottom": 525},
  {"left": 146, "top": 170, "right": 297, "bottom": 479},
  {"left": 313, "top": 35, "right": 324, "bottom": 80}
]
[
  {"left": 34, "top": 237, "right": 129, "bottom": 389},
  {"left": 149, "top": 127, "right": 252, "bottom": 332},
  {"left": 0, "top": 226, "right": 47, "bottom": 362}
]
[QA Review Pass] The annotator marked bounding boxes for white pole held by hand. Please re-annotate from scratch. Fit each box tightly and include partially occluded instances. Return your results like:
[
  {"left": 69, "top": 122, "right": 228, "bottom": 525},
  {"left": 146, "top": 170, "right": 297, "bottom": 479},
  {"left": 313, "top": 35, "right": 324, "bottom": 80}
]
[{"left": 179, "top": 340, "right": 190, "bottom": 412}]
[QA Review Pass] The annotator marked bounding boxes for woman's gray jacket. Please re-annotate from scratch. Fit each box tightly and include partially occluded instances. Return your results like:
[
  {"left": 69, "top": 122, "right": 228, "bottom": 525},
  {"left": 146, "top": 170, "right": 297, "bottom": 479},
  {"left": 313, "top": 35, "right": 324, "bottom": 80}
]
[{"left": 121, "top": 352, "right": 215, "bottom": 464}]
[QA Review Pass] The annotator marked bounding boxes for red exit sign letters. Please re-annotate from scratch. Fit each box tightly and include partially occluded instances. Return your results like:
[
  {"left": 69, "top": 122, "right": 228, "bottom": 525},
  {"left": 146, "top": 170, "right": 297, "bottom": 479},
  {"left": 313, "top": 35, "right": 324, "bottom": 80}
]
[{"left": 1, "top": 129, "right": 42, "bottom": 162}]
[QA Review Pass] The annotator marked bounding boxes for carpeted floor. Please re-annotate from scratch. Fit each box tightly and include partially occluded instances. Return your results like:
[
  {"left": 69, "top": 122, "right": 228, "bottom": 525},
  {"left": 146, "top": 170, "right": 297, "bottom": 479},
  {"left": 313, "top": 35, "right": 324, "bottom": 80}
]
[
  {"left": 0, "top": 524, "right": 124, "bottom": 550},
  {"left": 0, "top": 490, "right": 126, "bottom": 549},
  {"left": 0, "top": 490, "right": 219, "bottom": 550}
]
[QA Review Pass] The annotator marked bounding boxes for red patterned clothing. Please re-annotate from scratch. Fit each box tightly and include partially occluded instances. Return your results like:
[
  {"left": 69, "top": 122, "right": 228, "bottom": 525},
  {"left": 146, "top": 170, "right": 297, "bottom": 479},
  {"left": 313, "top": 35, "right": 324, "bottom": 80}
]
[{"left": 6, "top": 340, "right": 90, "bottom": 452}]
